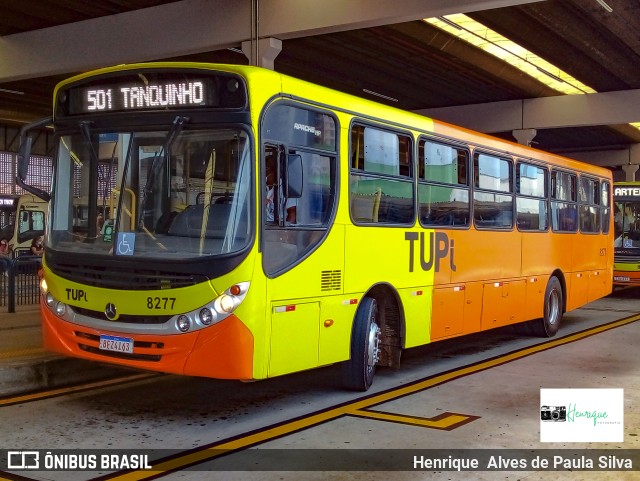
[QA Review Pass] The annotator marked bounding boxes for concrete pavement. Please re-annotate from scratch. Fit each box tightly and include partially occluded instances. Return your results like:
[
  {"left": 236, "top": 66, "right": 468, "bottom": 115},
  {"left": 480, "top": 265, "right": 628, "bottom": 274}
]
[{"left": 0, "top": 306, "right": 131, "bottom": 397}]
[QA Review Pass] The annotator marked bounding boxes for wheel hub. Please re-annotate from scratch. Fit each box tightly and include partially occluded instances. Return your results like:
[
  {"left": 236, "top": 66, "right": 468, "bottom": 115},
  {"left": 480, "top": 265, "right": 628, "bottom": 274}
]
[{"left": 367, "top": 321, "right": 382, "bottom": 369}]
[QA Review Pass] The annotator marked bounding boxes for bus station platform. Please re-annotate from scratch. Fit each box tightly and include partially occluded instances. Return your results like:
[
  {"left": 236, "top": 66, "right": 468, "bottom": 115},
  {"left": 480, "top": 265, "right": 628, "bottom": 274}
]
[{"left": 0, "top": 307, "right": 130, "bottom": 397}]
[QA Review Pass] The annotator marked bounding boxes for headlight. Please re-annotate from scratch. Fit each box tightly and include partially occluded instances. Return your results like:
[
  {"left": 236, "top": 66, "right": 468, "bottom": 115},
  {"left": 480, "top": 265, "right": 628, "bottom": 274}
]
[
  {"left": 172, "top": 282, "right": 249, "bottom": 334},
  {"left": 199, "top": 308, "right": 213, "bottom": 325},
  {"left": 45, "top": 292, "right": 56, "bottom": 308},
  {"left": 55, "top": 302, "right": 66, "bottom": 317},
  {"left": 176, "top": 315, "right": 191, "bottom": 332}
]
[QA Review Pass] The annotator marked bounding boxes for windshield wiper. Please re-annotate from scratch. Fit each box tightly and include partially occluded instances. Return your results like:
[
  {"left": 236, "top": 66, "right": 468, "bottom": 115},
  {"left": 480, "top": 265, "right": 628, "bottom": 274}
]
[
  {"left": 79, "top": 121, "right": 99, "bottom": 164},
  {"left": 138, "top": 115, "right": 189, "bottom": 227},
  {"left": 81, "top": 120, "right": 117, "bottom": 207}
]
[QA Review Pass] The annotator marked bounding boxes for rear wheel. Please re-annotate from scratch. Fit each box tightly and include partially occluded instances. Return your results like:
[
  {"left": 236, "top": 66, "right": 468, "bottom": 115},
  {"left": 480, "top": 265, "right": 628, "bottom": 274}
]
[
  {"left": 528, "top": 276, "right": 563, "bottom": 337},
  {"left": 342, "top": 297, "right": 381, "bottom": 391}
]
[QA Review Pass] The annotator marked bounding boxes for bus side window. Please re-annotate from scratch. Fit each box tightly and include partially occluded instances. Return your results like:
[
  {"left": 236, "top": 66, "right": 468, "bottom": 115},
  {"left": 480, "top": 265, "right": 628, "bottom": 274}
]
[
  {"left": 473, "top": 152, "right": 513, "bottom": 229},
  {"left": 516, "top": 162, "right": 548, "bottom": 232},
  {"left": 579, "top": 176, "right": 600, "bottom": 233},
  {"left": 551, "top": 170, "right": 577, "bottom": 232},
  {"left": 418, "top": 138, "right": 470, "bottom": 228},
  {"left": 602, "top": 181, "right": 611, "bottom": 234},
  {"left": 350, "top": 124, "right": 414, "bottom": 225},
  {"left": 261, "top": 103, "right": 338, "bottom": 276},
  {"left": 262, "top": 148, "right": 336, "bottom": 275}
]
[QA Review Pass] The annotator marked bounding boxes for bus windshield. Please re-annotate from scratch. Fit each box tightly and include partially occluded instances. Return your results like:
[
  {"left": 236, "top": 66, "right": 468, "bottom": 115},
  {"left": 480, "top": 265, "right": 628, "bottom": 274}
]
[
  {"left": 614, "top": 201, "right": 640, "bottom": 249},
  {"left": 49, "top": 125, "right": 252, "bottom": 259}
]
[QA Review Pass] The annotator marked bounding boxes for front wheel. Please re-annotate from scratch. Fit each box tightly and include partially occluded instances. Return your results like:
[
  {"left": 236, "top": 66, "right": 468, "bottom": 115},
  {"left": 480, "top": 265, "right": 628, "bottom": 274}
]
[
  {"left": 528, "top": 276, "right": 564, "bottom": 337},
  {"left": 342, "top": 297, "right": 381, "bottom": 391}
]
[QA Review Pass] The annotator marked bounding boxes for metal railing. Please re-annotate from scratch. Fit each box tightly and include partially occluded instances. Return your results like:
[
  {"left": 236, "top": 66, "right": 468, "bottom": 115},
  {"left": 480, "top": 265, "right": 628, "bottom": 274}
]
[{"left": 0, "top": 256, "right": 42, "bottom": 312}]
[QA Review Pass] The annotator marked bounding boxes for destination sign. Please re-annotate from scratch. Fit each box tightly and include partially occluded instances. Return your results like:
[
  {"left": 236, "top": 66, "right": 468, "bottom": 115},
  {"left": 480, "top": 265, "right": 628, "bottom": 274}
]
[
  {"left": 614, "top": 187, "right": 640, "bottom": 197},
  {"left": 0, "top": 197, "right": 17, "bottom": 207},
  {"left": 85, "top": 81, "right": 205, "bottom": 112},
  {"left": 61, "top": 71, "right": 246, "bottom": 116}
]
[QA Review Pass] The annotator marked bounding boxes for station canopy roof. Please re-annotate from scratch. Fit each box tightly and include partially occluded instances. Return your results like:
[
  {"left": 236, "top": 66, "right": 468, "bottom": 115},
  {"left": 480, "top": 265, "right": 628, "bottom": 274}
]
[{"left": 1, "top": 0, "right": 639, "bottom": 155}]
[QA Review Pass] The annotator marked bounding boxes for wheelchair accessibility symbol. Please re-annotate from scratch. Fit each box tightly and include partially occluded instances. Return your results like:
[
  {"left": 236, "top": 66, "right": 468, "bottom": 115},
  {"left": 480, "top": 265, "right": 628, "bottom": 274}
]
[{"left": 116, "top": 233, "right": 136, "bottom": 256}]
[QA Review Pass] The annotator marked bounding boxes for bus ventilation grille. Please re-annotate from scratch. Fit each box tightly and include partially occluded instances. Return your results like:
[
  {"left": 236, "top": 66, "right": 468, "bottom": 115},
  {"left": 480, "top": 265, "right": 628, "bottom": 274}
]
[
  {"left": 614, "top": 255, "right": 640, "bottom": 263},
  {"left": 50, "top": 263, "right": 206, "bottom": 290},
  {"left": 321, "top": 270, "right": 342, "bottom": 291},
  {"left": 73, "top": 306, "right": 171, "bottom": 324}
]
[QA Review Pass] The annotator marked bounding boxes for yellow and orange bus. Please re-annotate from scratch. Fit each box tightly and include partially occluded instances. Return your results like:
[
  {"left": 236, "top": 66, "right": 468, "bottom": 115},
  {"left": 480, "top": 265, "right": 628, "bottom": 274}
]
[
  {"left": 17, "top": 63, "right": 613, "bottom": 391},
  {"left": 613, "top": 182, "right": 640, "bottom": 286}
]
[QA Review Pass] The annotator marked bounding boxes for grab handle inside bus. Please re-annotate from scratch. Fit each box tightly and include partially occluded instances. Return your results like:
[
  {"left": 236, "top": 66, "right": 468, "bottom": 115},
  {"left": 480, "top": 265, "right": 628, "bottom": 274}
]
[{"left": 16, "top": 117, "right": 52, "bottom": 202}]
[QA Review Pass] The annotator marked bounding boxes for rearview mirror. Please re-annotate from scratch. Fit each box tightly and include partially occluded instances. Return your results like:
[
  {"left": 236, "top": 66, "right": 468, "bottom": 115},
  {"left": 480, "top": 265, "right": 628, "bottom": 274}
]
[
  {"left": 15, "top": 117, "right": 52, "bottom": 202},
  {"left": 17, "top": 136, "right": 33, "bottom": 182}
]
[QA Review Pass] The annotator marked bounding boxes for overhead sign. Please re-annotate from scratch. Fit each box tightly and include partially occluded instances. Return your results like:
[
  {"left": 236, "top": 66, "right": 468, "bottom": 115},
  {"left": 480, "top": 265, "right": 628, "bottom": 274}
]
[
  {"left": 614, "top": 187, "right": 640, "bottom": 197},
  {"left": 60, "top": 71, "right": 246, "bottom": 116},
  {"left": 84, "top": 81, "right": 206, "bottom": 112}
]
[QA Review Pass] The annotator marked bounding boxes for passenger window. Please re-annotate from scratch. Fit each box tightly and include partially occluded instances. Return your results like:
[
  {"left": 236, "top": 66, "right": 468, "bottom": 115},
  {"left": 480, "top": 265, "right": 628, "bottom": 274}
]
[
  {"left": 473, "top": 153, "right": 513, "bottom": 229},
  {"left": 516, "top": 162, "right": 548, "bottom": 231},
  {"left": 550, "top": 170, "right": 578, "bottom": 232},
  {"left": 350, "top": 124, "right": 414, "bottom": 225},
  {"left": 551, "top": 170, "right": 576, "bottom": 201},
  {"left": 579, "top": 176, "right": 600, "bottom": 233},
  {"left": 418, "top": 139, "right": 470, "bottom": 227},
  {"left": 601, "top": 181, "right": 610, "bottom": 234}
]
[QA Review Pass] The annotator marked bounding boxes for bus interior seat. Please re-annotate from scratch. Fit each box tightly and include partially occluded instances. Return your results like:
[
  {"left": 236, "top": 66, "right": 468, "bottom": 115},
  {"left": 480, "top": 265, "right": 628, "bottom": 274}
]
[
  {"left": 168, "top": 204, "right": 246, "bottom": 238},
  {"left": 350, "top": 188, "right": 381, "bottom": 222},
  {"left": 383, "top": 197, "right": 414, "bottom": 224},
  {"left": 215, "top": 196, "right": 233, "bottom": 204}
]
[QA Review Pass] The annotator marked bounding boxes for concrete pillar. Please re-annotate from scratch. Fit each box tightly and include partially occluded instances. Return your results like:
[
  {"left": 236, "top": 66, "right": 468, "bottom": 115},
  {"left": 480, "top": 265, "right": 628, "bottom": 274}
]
[
  {"left": 622, "top": 164, "right": 639, "bottom": 182},
  {"left": 512, "top": 128, "right": 537, "bottom": 147},
  {"left": 241, "top": 37, "right": 282, "bottom": 70},
  {"left": 630, "top": 144, "right": 640, "bottom": 165}
]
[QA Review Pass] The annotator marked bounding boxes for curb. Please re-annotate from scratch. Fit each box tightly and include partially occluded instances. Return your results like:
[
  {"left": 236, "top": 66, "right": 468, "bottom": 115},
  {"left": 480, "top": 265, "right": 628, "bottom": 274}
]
[{"left": 0, "top": 355, "right": 134, "bottom": 397}]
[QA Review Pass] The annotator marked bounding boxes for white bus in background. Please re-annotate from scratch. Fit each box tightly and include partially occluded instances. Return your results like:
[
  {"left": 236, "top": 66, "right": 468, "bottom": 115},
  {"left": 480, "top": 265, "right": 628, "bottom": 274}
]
[{"left": 0, "top": 194, "right": 48, "bottom": 257}]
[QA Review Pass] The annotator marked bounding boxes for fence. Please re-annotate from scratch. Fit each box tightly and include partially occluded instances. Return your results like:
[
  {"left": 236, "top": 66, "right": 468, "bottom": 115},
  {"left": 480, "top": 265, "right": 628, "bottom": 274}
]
[{"left": 0, "top": 256, "right": 42, "bottom": 312}]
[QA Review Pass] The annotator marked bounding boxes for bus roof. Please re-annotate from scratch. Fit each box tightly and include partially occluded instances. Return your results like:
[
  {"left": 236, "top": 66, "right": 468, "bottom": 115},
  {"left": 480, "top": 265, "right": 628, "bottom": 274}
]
[{"left": 54, "top": 62, "right": 611, "bottom": 180}]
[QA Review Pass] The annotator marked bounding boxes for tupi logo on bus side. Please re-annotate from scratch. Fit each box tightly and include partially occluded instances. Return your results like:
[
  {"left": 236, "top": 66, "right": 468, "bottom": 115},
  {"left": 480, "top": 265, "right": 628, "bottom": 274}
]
[{"left": 405, "top": 232, "right": 456, "bottom": 273}]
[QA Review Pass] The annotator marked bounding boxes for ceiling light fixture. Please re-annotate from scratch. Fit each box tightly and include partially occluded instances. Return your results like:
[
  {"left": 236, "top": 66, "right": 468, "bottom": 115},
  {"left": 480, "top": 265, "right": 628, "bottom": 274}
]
[
  {"left": 426, "top": 14, "right": 640, "bottom": 133},
  {"left": 595, "top": 0, "right": 613, "bottom": 13},
  {"left": 436, "top": 16, "right": 462, "bottom": 30},
  {"left": 0, "top": 88, "right": 24, "bottom": 95},
  {"left": 363, "top": 89, "right": 398, "bottom": 102},
  {"left": 424, "top": 14, "right": 595, "bottom": 95},
  {"left": 536, "top": 66, "right": 564, "bottom": 84}
]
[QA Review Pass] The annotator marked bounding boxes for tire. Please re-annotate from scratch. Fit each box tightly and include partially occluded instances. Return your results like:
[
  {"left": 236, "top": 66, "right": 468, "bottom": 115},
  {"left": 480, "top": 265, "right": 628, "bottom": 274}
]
[
  {"left": 342, "top": 297, "right": 381, "bottom": 391},
  {"left": 528, "top": 276, "right": 563, "bottom": 337}
]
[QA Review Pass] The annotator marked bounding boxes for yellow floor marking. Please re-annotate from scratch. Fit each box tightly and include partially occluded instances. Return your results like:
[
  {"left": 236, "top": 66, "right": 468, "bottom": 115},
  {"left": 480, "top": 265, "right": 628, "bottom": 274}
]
[
  {"left": 0, "top": 373, "right": 160, "bottom": 407},
  {"left": 348, "top": 408, "right": 478, "bottom": 430},
  {"left": 2, "top": 313, "right": 636, "bottom": 481},
  {"left": 0, "top": 347, "right": 47, "bottom": 360},
  {"left": 101, "top": 313, "right": 640, "bottom": 481}
]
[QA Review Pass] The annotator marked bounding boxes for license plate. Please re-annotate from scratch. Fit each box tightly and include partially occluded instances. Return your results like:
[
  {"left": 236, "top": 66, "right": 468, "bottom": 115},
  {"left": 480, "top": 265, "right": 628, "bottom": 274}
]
[
  {"left": 614, "top": 276, "right": 630, "bottom": 282},
  {"left": 99, "top": 335, "right": 134, "bottom": 354}
]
